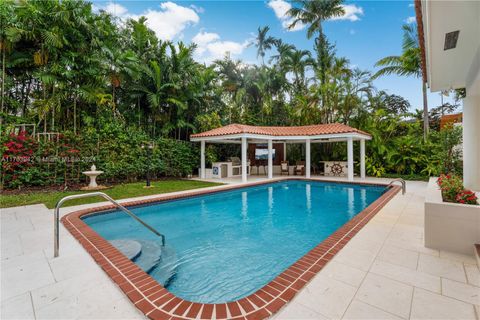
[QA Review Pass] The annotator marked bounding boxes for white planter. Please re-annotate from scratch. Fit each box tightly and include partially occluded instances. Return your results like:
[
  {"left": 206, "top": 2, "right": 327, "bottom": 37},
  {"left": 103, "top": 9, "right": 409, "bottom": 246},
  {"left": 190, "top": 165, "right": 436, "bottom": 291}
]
[{"left": 424, "top": 177, "right": 480, "bottom": 255}]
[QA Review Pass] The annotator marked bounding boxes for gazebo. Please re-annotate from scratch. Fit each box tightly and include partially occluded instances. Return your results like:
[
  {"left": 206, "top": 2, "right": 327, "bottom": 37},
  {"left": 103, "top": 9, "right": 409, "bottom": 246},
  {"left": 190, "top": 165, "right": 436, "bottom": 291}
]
[{"left": 190, "top": 123, "right": 371, "bottom": 182}]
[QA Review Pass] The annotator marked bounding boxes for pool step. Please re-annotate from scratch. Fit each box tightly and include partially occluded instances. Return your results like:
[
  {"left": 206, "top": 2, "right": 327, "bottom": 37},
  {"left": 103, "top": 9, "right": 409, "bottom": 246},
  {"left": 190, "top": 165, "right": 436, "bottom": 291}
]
[
  {"left": 134, "top": 240, "right": 162, "bottom": 273},
  {"left": 109, "top": 239, "right": 178, "bottom": 285},
  {"left": 150, "top": 245, "right": 178, "bottom": 286},
  {"left": 110, "top": 239, "right": 142, "bottom": 260}
]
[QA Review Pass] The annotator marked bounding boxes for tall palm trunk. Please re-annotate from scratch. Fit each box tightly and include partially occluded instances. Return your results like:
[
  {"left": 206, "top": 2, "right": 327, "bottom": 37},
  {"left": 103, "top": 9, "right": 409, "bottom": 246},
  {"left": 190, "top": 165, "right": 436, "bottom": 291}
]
[{"left": 422, "top": 80, "right": 429, "bottom": 140}]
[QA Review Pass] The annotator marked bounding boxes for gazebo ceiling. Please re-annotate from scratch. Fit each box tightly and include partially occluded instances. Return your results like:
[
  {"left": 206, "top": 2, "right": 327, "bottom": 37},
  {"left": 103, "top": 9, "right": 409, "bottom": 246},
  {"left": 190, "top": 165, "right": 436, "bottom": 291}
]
[{"left": 190, "top": 123, "right": 370, "bottom": 140}]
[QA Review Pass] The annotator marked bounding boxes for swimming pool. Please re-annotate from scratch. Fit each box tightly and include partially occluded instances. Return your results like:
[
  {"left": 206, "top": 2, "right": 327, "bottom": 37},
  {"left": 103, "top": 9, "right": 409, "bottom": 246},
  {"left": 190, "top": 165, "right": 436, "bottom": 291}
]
[{"left": 82, "top": 180, "right": 387, "bottom": 304}]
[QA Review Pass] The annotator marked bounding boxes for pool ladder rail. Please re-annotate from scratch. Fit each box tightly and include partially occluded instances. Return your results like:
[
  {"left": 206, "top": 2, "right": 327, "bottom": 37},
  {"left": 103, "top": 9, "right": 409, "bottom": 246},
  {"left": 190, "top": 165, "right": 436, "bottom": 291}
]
[
  {"left": 387, "top": 178, "right": 406, "bottom": 195},
  {"left": 54, "top": 192, "right": 165, "bottom": 258}
]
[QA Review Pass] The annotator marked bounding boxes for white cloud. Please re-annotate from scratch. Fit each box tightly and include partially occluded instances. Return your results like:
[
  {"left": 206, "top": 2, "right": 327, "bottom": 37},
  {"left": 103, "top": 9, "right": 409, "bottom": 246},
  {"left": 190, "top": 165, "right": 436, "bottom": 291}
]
[
  {"left": 349, "top": 29, "right": 356, "bottom": 35},
  {"left": 97, "top": 2, "right": 199, "bottom": 41},
  {"left": 408, "top": 3, "right": 415, "bottom": 7},
  {"left": 104, "top": 2, "right": 128, "bottom": 16},
  {"left": 405, "top": 16, "right": 416, "bottom": 24},
  {"left": 267, "top": 0, "right": 305, "bottom": 32},
  {"left": 268, "top": 1, "right": 363, "bottom": 31},
  {"left": 190, "top": 4, "right": 205, "bottom": 14},
  {"left": 330, "top": 4, "right": 364, "bottom": 22},
  {"left": 192, "top": 31, "right": 220, "bottom": 54},
  {"left": 135, "top": 2, "right": 199, "bottom": 41},
  {"left": 192, "top": 31, "right": 249, "bottom": 63}
]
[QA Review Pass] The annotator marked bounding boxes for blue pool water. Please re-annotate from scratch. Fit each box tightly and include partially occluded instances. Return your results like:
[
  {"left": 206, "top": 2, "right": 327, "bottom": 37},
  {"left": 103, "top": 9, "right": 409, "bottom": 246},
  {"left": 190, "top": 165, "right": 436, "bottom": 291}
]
[{"left": 83, "top": 180, "right": 386, "bottom": 303}]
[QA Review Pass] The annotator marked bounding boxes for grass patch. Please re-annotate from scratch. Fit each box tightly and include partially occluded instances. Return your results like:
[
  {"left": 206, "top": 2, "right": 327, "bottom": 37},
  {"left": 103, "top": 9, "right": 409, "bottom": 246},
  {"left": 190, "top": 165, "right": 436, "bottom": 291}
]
[{"left": 0, "top": 180, "right": 223, "bottom": 209}]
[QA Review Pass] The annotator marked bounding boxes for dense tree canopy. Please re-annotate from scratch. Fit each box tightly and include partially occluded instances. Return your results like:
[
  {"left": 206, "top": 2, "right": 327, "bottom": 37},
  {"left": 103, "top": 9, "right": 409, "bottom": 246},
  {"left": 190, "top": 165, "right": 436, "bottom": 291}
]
[{"left": 0, "top": 0, "right": 463, "bottom": 190}]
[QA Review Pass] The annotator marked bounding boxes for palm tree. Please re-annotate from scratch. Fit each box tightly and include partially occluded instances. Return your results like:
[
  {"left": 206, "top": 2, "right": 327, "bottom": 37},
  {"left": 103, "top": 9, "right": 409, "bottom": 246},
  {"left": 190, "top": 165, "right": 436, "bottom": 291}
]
[
  {"left": 283, "top": 48, "right": 313, "bottom": 96},
  {"left": 287, "top": 0, "right": 344, "bottom": 85},
  {"left": 252, "top": 26, "right": 277, "bottom": 65},
  {"left": 373, "top": 24, "right": 429, "bottom": 140}
]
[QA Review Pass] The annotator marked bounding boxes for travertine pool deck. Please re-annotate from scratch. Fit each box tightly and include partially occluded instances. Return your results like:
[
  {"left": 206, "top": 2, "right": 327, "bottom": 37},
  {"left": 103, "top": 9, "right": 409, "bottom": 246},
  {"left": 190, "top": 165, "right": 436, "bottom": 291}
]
[{"left": 1, "top": 177, "right": 479, "bottom": 319}]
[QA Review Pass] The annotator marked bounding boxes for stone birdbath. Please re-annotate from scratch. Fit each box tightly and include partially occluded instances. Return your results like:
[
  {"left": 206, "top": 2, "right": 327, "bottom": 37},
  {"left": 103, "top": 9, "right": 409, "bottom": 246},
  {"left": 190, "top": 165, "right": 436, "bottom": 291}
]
[{"left": 81, "top": 164, "right": 105, "bottom": 190}]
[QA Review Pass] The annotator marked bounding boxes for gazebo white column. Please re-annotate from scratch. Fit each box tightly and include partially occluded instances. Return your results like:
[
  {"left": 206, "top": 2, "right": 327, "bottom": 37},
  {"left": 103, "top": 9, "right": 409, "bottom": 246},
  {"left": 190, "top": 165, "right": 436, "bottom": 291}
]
[
  {"left": 306, "top": 139, "right": 311, "bottom": 178},
  {"left": 360, "top": 139, "right": 366, "bottom": 179},
  {"left": 267, "top": 139, "right": 273, "bottom": 179},
  {"left": 200, "top": 140, "right": 206, "bottom": 179},
  {"left": 241, "top": 137, "right": 248, "bottom": 183},
  {"left": 347, "top": 137, "right": 354, "bottom": 181}
]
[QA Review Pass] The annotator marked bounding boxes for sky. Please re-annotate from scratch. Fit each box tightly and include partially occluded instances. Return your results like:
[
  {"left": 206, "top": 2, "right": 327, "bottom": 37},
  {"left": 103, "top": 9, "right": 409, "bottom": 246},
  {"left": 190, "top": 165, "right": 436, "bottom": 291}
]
[{"left": 92, "top": 0, "right": 458, "bottom": 111}]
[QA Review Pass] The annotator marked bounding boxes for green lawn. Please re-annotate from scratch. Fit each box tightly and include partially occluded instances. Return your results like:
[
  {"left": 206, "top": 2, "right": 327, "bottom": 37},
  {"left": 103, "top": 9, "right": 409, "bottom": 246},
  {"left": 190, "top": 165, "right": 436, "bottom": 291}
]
[{"left": 0, "top": 180, "right": 223, "bottom": 209}]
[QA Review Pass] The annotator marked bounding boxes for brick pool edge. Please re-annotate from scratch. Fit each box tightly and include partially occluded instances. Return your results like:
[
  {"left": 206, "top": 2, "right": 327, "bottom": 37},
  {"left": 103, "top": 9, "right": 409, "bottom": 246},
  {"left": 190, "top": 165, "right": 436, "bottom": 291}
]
[{"left": 62, "top": 179, "right": 401, "bottom": 320}]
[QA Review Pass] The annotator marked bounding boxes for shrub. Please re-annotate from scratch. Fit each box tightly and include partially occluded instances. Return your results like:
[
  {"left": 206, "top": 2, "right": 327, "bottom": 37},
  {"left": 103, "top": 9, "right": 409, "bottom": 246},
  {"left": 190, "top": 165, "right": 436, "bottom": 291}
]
[
  {"left": 1, "top": 124, "right": 200, "bottom": 189},
  {"left": 437, "top": 174, "right": 463, "bottom": 202},
  {"left": 437, "top": 174, "right": 478, "bottom": 205},
  {"left": 456, "top": 190, "right": 478, "bottom": 205}
]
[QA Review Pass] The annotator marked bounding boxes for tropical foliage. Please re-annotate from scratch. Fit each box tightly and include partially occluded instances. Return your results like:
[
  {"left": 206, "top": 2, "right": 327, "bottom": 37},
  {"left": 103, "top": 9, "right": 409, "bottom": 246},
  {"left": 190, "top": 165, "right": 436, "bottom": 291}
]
[
  {"left": 1, "top": 0, "right": 463, "bottom": 190},
  {"left": 437, "top": 174, "right": 478, "bottom": 205}
]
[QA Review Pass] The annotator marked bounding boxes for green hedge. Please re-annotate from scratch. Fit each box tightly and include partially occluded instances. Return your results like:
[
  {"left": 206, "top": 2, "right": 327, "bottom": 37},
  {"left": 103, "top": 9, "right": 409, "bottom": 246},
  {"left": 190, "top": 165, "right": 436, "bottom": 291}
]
[{"left": 1, "top": 122, "right": 201, "bottom": 190}]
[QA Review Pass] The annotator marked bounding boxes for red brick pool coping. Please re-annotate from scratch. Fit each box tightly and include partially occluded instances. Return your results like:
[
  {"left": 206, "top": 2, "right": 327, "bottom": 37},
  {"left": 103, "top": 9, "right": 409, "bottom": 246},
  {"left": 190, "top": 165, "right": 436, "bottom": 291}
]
[{"left": 62, "top": 179, "right": 401, "bottom": 320}]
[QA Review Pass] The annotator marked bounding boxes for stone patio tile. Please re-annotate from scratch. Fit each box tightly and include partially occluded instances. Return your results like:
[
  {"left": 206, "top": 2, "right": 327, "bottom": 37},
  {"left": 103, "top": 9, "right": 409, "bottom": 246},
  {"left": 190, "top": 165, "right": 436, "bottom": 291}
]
[
  {"left": 342, "top": 300, "right": 403, "bottom": 320},
  {"left": 410, "top": 288, "right": 476, "bottom": 320},
  {"left": 332, "top": 246, "right": 378, "bottom": 272},
  {"left": 352, "top": 223, "right": 393, "bottom": 245},
  {"left": 441, "top": 278, "right": 480, "bottom": 306},
  {"left": 31, "top": 273, "right": 106, "bottom": 309},
  {"left": 19, "top": 227, "right": 78, "bottom": 256},
  {"left": 294, "top": 274, "right": 357, "bottom": 319},
  {"left": 321, "top": 260, "right": 366, "bottom": 287},
  {"left": 370, "top": 260, "right": 441, "bottom": 293},
  {"left": 80, "top": 296, "right": 146, "bottom": 319},
  {"left": 388, "top": 224, "right": 423, "bottom": 243},
  {"left": 0, "top": 234, "right": 24, "bottom": 260},
  {"left": 1, "top": 251, "right": 46, "bottom": 270},
  {"left": 417, "top": 253, "right": 467, "bottom": 283},
  {"left": 1, "top": 216, "right": 34, "bottom": 237},
  {"left": 0, "top": 292, "right": 35, "bottom": 320},
  {"left": 465, "top": 264, "right": 480, "bottom": 287},
  {"left": 355, "top": 273, "right": 413, "bottom": 319},
  {"left": 48, "top": 252, "right": 103, "bottom": 282},
  {"left": 439, "top": 251, "right": 478, "bottom": 265},
  {"left": 1, "top": 253, "right": 55, "bottom": 301},
  {"left": 377, "top": 244, "right": 419, "bottom": 270},
  {"left": 275, "top": 302, "right": 328, "bottom": 319},
  {"left": 35, "top": 282, "right": 133, "bottom": 319},
  {"left": 384, "top": 237, "right": 439, "bottom": 257},
  {"left": 396, "top": 213, "right": 424, "bottom": 228}
]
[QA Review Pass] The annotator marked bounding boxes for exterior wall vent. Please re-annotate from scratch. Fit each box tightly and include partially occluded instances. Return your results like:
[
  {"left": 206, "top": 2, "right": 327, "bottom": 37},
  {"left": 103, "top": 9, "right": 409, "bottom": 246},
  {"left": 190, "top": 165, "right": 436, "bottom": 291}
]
[{"left": 444, "top": 30, "right": 460, "bottom": 50}]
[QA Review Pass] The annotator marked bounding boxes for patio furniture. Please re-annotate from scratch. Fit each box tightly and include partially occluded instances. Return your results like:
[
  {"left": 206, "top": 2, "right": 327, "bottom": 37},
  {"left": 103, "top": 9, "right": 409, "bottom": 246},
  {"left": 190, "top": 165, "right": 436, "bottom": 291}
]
[
  {"left": 280, "top": 161, "right": 289, "bottom": 175},
  {"left": 254, "top": 159, "right": 267, "bottom": 175},
  {"left": 294, "top": 161, "right": 305, "bottom": 176}
]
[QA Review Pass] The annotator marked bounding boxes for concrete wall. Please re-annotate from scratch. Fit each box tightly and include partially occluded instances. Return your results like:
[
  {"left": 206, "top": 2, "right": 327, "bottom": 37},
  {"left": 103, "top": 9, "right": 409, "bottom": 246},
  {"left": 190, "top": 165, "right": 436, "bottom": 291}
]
[{"left": 424, "top": 178, "right": 480, "bottom": 255}]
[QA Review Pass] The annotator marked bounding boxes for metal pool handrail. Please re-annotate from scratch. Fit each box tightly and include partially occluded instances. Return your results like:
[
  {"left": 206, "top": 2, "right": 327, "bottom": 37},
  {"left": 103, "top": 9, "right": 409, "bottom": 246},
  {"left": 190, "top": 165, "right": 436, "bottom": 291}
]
[
  {"left": 54, "top": 192, "right": 165, "bottom": 258},
  {"left": 387, "top": 178, "right": 406, "bottom": 195}
]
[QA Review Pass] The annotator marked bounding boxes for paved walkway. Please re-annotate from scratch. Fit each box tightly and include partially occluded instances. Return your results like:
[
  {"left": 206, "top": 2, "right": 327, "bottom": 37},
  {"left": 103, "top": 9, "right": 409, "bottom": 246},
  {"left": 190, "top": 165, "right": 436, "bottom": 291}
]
[{"left": 1, "top": 178, "right": 479, "bottom": 319}]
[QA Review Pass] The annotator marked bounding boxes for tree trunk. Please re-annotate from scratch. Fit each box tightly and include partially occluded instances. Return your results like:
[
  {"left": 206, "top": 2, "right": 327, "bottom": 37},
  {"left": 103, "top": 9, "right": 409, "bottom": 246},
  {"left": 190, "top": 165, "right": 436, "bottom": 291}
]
[{"left": 422, "top": 80, "right": 429, "bottom": 140}]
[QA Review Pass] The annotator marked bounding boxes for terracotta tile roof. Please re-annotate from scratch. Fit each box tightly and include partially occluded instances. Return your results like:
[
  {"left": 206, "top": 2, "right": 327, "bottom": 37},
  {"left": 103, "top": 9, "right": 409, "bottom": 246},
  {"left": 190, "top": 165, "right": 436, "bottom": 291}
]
[{"left": 190, "top": 123, "right": 370, "bottom": 139}]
